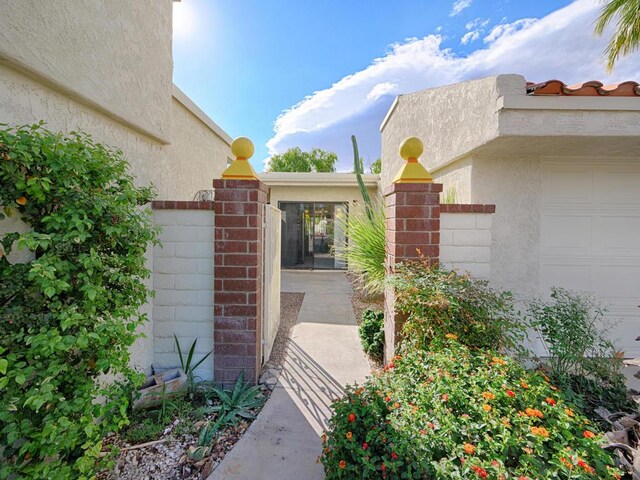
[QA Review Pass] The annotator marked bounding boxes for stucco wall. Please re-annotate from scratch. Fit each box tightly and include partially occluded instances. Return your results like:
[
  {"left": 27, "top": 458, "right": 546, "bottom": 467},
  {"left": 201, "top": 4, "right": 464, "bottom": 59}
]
[
  {"left": 380, "top": 75, "right": 524, "bottom": 188},
  {"left": 152, "top": 209, "right": 215, "bottom": 381},
  {"left": 471, "top": 154, "right": 542, "bottom": 299},
  {"left": 0, "top": 65, "right": 231, "bottom": 201},
  {"left": 267, "top": 185, "right": 379, "bottom": 214},
  {"left": 0, "top": 0, "right": 173, "bottom": 142}
]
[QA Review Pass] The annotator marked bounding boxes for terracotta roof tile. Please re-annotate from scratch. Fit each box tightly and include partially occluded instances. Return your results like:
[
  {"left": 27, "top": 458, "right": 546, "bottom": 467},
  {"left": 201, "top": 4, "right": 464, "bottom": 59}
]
[{"left": 526, "top": 79, "right": 640, "bottom": 96}]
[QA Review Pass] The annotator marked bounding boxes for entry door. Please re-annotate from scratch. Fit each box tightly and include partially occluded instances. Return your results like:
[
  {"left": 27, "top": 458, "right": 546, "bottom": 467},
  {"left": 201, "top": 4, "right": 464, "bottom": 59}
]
[{"left": 279, "top": 202, "right": 348, "bottom": 270}]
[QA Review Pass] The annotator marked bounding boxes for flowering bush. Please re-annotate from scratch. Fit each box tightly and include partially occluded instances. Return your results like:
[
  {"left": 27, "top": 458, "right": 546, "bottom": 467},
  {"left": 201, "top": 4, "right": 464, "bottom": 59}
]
[
  {"left": 359, "top": 309, "right": 385, "bottom": 361},
  {"left": 321, "top": 339, "right": 622, "bottom": 479},
  {"left": 391, "top": 260, "right": 526, "bottom": 354},
  {"left": 0, "top": 125, "right": 157, "bottom": 478}
]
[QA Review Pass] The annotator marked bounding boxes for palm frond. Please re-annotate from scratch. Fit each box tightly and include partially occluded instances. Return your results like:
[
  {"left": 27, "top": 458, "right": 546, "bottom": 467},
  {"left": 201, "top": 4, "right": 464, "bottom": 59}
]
[{"left": 595, "top": 0, "right": 640, "bottom": 71}]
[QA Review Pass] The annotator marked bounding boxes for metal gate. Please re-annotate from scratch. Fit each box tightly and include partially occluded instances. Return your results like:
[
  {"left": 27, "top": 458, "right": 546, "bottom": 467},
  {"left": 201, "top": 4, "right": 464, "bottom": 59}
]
[{"left": 261, "top": 204, "right": 281, "bottom": 364}]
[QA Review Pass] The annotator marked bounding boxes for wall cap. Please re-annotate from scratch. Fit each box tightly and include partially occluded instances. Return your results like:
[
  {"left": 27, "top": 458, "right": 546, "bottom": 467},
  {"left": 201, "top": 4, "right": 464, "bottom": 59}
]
[{"left": 152, "top": 200, "right": 215, "bottom": 210}]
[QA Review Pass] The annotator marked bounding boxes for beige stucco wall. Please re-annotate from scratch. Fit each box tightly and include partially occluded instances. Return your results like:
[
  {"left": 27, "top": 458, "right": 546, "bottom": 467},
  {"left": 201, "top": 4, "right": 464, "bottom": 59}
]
[
  {"left": 380, "top": 75, "right": 523, "bottom": 187},
  {"left": 0, "top": 0, "right": 173, "bottom": 142},
  {"left": 267, "top": 185, "right": 379, "bottom": 214}
]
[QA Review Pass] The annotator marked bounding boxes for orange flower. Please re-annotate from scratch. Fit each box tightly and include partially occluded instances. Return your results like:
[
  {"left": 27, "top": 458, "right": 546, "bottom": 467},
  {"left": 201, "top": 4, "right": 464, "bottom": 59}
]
[
  {"left": 564, "top": 408, "right": 575, "bottom": 418},
  {"left": 530, "top": 426, "right": 549, "bottom": 437},
  {"left": 463, "top": 443, "right": 476, "bottom": 454},
  {"left": 520, "top": 381, "right": 529, "bottom": 389},
  {"left": 442, "top": 394, "right": 449, "bottom": 402},
  {"left": 523, "top": 447, "right": 533, "bottom": 454},
  {"left": 560, "top": 457, "right": 572, "bottom": 468},
  {"left": 483, "top": 404, "right": 492, "bottom": 412},
  {"left": 501, "top": 417, "right": 511, "bottom": 427},
  {"left": 545, "top": 397, "right": 556, "bottom": 406},
  {"left": 445, "top": 333, "right": 458, "bottom": 340},
  {"left": 482, "top": 392, "right": 496, "bottom": 400},
  {"left": 348, "top": 413, "right": 356, "bottom": 422},
  {"left": 321, "top": 433, "right": 327, "bottom": 443},
  {"left": 577, "top": 459, "right": 594, "bottom": 474},
  {"left": 491, "top": 357, "right": 507, "bottom": 366},
  {"left": 15, "top": 197, "right": 27, "bottom": 206},
  {"left": 524, "top": 408, "right": 544, "bottom": 419},
  {"left": 339, "top": 460, "right": 346, "bottom": 469},
  {"left": 394, "top": 402, "right": 401, "bottom": 409},
  {"left": 354, "top": 387, "right": 364, "bottom": 395},
  {"left": 346, "top": 431, "right": 353, "bottom": 440},
  {"left": 583, "top": 430, "right": 596, "bottom": 439}
]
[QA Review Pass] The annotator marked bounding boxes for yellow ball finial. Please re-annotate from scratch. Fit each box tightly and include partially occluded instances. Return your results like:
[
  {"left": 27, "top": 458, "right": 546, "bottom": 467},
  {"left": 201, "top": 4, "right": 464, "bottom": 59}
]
[
  {"left": 231, "top": 137, "right": 255, "bottom": 160},
  {"left": 399, "top": 137, "right": 424, "bottom": 161}
]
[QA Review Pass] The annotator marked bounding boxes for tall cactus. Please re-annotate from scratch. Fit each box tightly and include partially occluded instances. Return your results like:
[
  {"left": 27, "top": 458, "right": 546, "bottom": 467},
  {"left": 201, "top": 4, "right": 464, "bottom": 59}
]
[{"left": 351, "top": 135, "right": 373, "bottom": 221}]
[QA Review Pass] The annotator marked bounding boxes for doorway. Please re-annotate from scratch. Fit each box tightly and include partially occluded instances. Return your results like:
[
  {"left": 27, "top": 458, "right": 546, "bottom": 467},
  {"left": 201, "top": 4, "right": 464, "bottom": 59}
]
[{"left": 279, "top": 202, "right": 348, "bottom": 270}]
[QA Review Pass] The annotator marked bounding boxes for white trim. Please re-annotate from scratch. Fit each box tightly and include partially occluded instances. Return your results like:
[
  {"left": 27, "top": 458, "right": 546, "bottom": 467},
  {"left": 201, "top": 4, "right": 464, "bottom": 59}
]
[
  {"left": 497, "top": 95, "right": 640, "bottom": 112},
  {"left": 171, "top": 85, "right": 233, "bottom": 146},
  {"left": 259, "top": 172, "right": 379, "bottom": 187},
  {"left": 379, "top": 96, "right": 400, "bottom": 132}
]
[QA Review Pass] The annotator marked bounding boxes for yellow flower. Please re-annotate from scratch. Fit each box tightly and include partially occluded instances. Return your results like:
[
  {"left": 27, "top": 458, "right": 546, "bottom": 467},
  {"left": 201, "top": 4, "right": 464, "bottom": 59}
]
[
  {"left": 346, "top": 431, "right": 353, "bottom": 440},
  {"left": 483, "top": 404, "right": 492, "bottom": 412}
]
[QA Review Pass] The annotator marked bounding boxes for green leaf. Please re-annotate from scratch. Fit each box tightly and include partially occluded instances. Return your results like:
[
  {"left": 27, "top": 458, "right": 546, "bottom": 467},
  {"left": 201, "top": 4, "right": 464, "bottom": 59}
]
[{"left": 0, "top": 359, "right": 7, "bottom": 375}]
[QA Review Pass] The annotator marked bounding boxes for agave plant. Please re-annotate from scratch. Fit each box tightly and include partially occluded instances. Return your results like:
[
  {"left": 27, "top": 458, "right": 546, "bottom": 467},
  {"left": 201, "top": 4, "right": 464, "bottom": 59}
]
[
  {"left": 201, "top": 372, "right": 265, "bottom": 425},
  {"left": 174, "top": 334, "right": 212, "bottom": 387}
]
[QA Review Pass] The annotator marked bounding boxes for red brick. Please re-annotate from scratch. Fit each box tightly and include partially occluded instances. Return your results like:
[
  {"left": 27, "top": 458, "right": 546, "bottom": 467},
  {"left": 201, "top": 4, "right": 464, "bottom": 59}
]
[
  {"left": 213, "top": 179, "right": 263, "bottom": 190},
  {"left": 215, "top": 241, "right": 247, "bottom": 253},
  {"left": 247, "top": 242, "right": 259, "bottom": 253},
  {"left": 223, "top": 254, "right": 258, "bottom": 266},
  {"left": 243, "top": 203, "right": 258, "bottom": 215},
  {"left": 215, "top": 292, "right": 247, "bottom": 305},
  {"left": 247, "top": 293, "right": 257, "bottom": 305},
  {"left": 404, "top": 218, "right": 440, "bottom": 231},
  {"left": 217, "top": 266, "right": 247, "bottom": 279},
  {"left": 215, "top": 344, "right": 247, "bottom": 355},
  {"left": 393, "top": 231, "right": 433, "bottom": 244},
  {"left": 223, "top": 202, "right": 246, "bottom": 215},
  {"left": 395, "top": 205, "right": 435, "bottom": 218},
  {"left": 246, "top": 266, "right": 258, "bottom": 279},
  {"left": 223, "top": 330, "right": 256, "bottom": 344},
  {"left": 247, "top": 215, "right": 260, "bottom": 227},
  {"left": 214, "top": 305, "right": 223, "bottom": 316},
  {"left": 224, "top": 279, "right": 256, "bottom": 292},
  {"left": 220, "top": 356, "right": 257, "bottom": 368},
  {"left": 224, "top": 305, "right": 258, "bottom": 316},
  {"left": 215, "top": 215, "right": 247, "bottom": 228},
  {"left": 221, "top": 228, "right": 259, "bottom": 241},
  {"left": 215, "top": 317, "right": 248, "bottom": 330},
  {"left": 402, "top": 245, "right": 439, "bottom": 258}
]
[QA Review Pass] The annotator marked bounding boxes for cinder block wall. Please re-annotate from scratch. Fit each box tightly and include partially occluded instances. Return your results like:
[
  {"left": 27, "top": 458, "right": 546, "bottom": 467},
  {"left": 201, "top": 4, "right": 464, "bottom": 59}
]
[
  {"left": 440, "top": 208, "right": 493, "bottom": 279},
  {"left": 152, "top": 203, "right": 215, "bottom": 381}
]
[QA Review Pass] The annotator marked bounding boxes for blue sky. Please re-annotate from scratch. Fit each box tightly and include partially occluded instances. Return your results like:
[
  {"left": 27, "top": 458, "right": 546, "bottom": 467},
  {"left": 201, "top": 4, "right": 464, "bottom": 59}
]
[{"left": 172, "top": 0, "right": 640, "bottom": 171}]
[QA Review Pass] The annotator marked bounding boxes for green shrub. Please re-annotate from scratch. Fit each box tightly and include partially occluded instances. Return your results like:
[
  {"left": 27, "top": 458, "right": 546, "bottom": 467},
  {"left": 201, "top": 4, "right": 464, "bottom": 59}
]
[
  {"left": 334, "top": 205, "right": 386, "bottom": 295},
  {"left": 528, "top": 288, "right": 634, "bottom": 423},
  {"left": 0, "top": 124, "right": 158, "bottom": 479},
  {"left": 359, "top": 309, "right": 384, "bottom": 361},
  {"left": 321, "top": 339, "right": 622, "bottom": 479},
  {"left": 391, "top": 260, "right": 525, "bottom": 354}
]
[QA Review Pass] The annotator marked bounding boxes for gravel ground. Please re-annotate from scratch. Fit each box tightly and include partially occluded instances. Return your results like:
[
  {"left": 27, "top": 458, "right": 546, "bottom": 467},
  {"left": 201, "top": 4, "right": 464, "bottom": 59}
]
[{"left": 263, "top": 292, "right": 305, "bottom": 371}]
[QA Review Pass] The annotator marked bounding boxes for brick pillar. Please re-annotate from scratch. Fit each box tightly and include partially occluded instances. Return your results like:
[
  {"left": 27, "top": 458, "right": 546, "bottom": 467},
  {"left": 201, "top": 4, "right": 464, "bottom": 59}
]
[
  {"left": 212, "top": 179, "right": 268, "bottom": 386},
  {"left": 383, "top": 182, "right": 443, "bottom": 362}
]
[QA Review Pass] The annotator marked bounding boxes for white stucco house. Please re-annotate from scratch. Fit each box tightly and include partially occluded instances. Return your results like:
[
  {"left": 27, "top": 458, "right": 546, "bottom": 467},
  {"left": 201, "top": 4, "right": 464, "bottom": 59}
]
[{"left": 381, "top": 74, "right": 640, "bottom": 355}]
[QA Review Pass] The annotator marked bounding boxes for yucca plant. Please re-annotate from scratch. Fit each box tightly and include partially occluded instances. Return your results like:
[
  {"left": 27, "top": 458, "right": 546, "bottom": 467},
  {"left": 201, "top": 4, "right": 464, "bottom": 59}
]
[
  {"left": 201, "top": 372, "right": 265, "bottom": 425},
  {"left": 174, "top": 334, "right": 212, "bottom": 388},
  {"left": 334, "top": 205, "right": 386, "bottom": 296}
]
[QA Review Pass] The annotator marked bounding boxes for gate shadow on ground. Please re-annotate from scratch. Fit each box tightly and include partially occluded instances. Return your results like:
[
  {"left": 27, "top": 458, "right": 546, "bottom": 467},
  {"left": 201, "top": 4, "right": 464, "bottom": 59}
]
[{"left": 278, "top": 339, "right": 345, "bottom": 433}]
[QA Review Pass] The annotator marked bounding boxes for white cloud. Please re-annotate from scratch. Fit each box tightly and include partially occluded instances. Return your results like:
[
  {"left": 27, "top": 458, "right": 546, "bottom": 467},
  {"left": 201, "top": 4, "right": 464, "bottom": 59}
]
[
  {"left": 265, "top": 0, "right": 640, "bottom": 171},
  {"left": 483, "top": 18, "right": 538, "bottom": 43},
  {"left": 465, "top": 17, "right": 490, "bottom": 31},
  {"left": 461, "top": 30, "right": 481, "bottom": 45},
  {"left": 450, "top": 0, "right": 473, "bottom": 17}
]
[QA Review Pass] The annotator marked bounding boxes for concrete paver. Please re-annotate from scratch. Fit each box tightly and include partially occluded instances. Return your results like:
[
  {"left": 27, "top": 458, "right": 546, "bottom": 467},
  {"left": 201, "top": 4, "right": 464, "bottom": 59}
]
[{"left": 208, "top": 271, "right": 370, "bottom": 480}]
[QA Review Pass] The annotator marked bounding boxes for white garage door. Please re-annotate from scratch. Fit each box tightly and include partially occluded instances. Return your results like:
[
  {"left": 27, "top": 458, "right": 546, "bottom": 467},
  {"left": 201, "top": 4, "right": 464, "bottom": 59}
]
[{"left": 540, "top": 160, "right": 640, "bottom": 356}]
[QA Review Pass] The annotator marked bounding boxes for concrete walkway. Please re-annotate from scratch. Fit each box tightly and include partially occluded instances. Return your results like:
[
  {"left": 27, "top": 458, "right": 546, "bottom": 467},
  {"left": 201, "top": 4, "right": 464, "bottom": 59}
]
[{"left": 209, "top": 271, "right": 371, "bottom": 480}]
